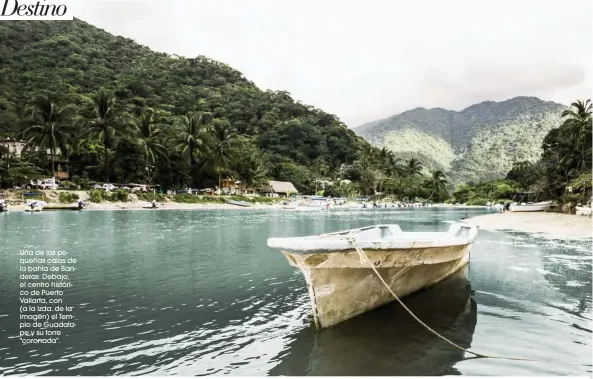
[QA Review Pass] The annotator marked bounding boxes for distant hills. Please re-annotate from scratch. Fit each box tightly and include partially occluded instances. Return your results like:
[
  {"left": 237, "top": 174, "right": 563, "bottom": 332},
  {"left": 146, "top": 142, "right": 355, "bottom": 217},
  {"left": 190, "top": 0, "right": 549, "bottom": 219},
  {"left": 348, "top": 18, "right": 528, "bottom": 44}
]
[{"left": 354, "top": 96, "right": 566, "bottom": 184}]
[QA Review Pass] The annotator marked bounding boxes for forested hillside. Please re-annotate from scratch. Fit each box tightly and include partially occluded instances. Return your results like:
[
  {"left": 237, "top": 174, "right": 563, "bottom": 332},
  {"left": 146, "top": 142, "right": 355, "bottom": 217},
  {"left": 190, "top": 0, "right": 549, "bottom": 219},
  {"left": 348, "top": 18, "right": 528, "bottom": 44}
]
[
  {"left": 0, "top": 19, "right": 367, "bottom": 192},
  {"left": 355, "top": 97, "right": 566, "bottom": 183}
]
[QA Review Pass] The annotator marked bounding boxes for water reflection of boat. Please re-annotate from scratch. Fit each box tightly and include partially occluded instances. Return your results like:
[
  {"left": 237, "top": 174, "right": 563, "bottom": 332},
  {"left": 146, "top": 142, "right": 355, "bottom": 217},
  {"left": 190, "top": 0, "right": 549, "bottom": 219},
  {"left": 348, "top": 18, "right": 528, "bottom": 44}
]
[{"left": 270, "top": 265, "right": 477, "bottom": 376}]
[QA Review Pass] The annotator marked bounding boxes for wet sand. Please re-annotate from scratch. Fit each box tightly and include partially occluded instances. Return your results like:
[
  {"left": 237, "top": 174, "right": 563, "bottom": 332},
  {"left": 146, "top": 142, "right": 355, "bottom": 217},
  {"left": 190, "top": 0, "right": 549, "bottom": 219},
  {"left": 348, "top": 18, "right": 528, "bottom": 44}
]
[{"left": 464, "top": 212, "right": 592, "bottom": 240}]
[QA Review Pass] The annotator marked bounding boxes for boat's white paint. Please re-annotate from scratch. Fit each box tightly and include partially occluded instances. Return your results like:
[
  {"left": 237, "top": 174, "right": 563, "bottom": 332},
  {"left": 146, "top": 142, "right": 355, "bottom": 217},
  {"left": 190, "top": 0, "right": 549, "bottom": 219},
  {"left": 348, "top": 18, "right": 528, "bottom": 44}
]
[
  {"left": 267, "top": 222, "right": 478, "bottom": 328},
  {"left": 576, "top": 206, "right": 592, "bottom": 216},
  {"left": 509, "top": 201, "right": 552, "bottom": 212},
  {"left": 25, "top": 200, "right": 46, "bottom": 212},
  {"left": 268, "top": 223, "right": 478, "bottom": 252}
]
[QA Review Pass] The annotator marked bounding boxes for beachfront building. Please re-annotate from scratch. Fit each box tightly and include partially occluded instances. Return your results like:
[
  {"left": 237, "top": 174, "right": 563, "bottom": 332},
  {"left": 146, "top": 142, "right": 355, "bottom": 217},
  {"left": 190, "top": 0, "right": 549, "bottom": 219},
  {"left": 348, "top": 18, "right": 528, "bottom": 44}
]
[
  {"left": 260, "top": 181, "right": 298, "bottom": 198},
  {"left": 0, "top": 139, "right": 26, "bottom": 158}
]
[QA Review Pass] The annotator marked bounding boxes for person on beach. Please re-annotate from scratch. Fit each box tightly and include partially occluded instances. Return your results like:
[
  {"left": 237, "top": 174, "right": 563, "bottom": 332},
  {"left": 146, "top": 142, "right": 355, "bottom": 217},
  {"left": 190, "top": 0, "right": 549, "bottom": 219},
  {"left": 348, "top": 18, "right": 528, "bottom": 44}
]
[
  {"left": 77, "top": 200, "right": 84, "bottom": 210},
  {"left": 152, "top": 200, "right": 157, "bottom": 208}
]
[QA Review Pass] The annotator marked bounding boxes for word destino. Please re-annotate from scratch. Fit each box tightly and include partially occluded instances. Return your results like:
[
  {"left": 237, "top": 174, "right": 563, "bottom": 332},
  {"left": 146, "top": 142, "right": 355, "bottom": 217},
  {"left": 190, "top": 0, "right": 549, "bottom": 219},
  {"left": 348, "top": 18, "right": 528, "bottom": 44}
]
[{"left": 1, "top": 0, "right": 69, "bottom": 18}]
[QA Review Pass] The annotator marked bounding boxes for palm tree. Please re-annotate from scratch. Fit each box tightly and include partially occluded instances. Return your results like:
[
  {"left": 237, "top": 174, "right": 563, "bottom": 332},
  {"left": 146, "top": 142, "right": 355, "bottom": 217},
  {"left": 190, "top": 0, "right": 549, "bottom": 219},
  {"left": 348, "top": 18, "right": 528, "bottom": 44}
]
[
  {"left": 560, "top": 99, "right": 592, "bottom": 171},
  {"left": 387, "top": 155, "right": 406, "bottom": 178},
  {"left": 22, "top": 95, "right": 71, "bottom": 187},
  {"left": 175, "top": 113, "right": 209, "bottom": 176},
  {"left": 135, "top": 111, "right": 168, "bottom": 184},
  {"left": 406, "top": 158, "right": 423, "bottom": 177},
  {"left": 209, "top": 118, "right": 239, "bottom": 193},
  {"left": 427, "top": 170, "right": 448, "bottom": 200},
  {"left": 86, "top": 89, "right": 124, "bottom": 183}
]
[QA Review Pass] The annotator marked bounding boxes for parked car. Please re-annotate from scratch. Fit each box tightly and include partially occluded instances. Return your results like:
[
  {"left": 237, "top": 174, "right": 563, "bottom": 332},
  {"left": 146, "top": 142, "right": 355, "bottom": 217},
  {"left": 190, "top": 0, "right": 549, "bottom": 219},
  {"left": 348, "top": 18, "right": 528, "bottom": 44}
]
[
  {"left": 92, "top": 183, "right": 118, "bottom": 191},
  {"left": 30, "top": 179, "right": 59, "bottom": 190}
]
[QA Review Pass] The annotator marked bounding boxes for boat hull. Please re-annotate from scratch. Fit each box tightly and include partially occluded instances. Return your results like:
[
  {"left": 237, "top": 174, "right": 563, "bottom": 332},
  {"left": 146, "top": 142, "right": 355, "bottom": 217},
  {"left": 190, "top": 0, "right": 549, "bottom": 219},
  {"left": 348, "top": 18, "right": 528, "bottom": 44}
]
[
  {"left": 509, "top": 201, "right": 552, "bottom": 212},
  {"left": 280, "top": 244, "right": 470, "bottom": 329},
  {"left": 576, "top": 206, "right": 592, "bottom": 216}
]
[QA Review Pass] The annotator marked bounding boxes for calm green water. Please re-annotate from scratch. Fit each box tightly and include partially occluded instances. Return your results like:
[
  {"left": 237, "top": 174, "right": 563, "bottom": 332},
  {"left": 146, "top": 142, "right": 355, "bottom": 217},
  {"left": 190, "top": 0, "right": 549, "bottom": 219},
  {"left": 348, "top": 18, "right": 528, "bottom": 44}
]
[{"left": 0, "top": 208, "right": 591, "bottom": 376}]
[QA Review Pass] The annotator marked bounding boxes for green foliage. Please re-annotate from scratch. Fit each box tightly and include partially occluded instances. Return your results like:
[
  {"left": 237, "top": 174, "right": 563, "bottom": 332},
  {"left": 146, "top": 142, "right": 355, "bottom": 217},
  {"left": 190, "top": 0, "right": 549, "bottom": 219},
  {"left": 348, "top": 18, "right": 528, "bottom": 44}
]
[
  {"left": 58, "top": 180, "right": 78, "bottom": 190},
  {"left": 356, "top": 97, "right": 566, "bottom": 185},
  {"left": 137, "top": 192, "right": 165, "bottom": 202},
  {"left": 88, "top": 189, "right": 103, "bottom": 203},
  {"left": 373, "top": 129, "right": 456, "bottom": 172},
  {"left": 0, "top": 20, "right": 368, "bottom": 192},
  {"left": 58, "top": 191, "right": 79, "bottom": 203},
  {"left": 105, "top": 189, "right": 129, "bottom": 202},
  {"left": 451, "top": 180, "right": 520, "bottom": 205}
]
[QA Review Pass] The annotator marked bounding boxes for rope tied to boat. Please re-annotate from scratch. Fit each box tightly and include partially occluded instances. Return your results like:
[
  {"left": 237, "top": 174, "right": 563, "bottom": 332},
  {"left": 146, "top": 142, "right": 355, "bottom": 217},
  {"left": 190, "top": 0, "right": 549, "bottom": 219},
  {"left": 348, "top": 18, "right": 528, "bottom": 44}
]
[{"left": 343, "top": 232, "right": 542, "bottom": 362}]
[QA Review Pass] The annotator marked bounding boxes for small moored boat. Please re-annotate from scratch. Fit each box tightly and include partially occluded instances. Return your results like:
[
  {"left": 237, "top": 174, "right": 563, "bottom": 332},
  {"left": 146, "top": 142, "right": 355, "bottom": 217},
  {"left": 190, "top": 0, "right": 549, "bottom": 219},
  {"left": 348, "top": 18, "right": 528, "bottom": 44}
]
[
  {"left": 267, "top": 222, "right": 478, "bottom": 329},
  {"left": 0, "top": 195, "right": 8, "bottom": 212},
  {"left": 225, "top": 199, "right": 251, "bottom": 207},
  {"left": 509, "top": 201, "right": 552, "bottom": 212},
  {"left": 576, "top": 206, "right": 592, "bottom": 216},
  {"left": 25, "top": 200, "right": 46, "bottom": 212},
  {"left": 142, "top": 201, "right": 161, "bottom": 209}
]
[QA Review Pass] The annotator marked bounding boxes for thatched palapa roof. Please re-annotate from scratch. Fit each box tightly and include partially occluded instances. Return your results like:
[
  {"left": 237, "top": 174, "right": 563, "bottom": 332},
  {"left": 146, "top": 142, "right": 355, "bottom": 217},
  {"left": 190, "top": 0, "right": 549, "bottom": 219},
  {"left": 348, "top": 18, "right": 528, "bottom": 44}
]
[{"left": 266, "top": 181, "right": 298, "bottom": 194}]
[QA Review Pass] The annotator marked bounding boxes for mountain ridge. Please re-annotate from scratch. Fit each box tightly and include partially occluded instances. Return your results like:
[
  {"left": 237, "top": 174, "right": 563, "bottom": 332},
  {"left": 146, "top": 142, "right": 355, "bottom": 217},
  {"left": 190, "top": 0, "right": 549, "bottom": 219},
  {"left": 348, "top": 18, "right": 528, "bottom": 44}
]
[
  {"left": 354, "top": 96, "right": 567, "bottom": 184},
  {"left": 355, "top": 96, "right": 565, "bottom": 132}
]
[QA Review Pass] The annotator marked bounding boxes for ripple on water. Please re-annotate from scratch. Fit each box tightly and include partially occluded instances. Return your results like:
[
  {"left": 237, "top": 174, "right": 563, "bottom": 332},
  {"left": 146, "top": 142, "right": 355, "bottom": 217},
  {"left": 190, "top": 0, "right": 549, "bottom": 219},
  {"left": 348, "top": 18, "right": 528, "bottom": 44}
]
[{"left": 0, "top": 208, "right": 590, "bottom": 375}]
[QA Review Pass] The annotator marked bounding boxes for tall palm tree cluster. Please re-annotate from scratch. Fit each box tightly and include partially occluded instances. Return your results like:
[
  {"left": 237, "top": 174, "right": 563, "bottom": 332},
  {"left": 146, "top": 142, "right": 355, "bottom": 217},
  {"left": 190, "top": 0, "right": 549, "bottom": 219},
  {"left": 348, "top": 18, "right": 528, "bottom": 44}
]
[
  {"left": 540, "top": 99, "right": 592, "bottom": 201},
  {"left": 12, "top": 90, "right": 246, "bottom": 191},
  {"left": 335, "top": 146, "right": 451, "bottom": 201}
]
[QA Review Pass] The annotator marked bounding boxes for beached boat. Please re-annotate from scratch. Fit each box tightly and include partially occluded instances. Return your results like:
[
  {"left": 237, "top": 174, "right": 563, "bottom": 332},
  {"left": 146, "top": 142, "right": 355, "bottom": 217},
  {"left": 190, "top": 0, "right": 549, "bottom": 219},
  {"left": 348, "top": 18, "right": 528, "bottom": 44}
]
[
  {"left": 267, "top": 222, "right": 478, "bottom": 329},
  {"left": 25, "top": 200, "right": 46, "bottom": 212},
  {"left": 509, "top": 201, "right": 552, "bottom": 212},
  {"left": 142, "top": 202, "right": 161, "bottom": 209},
  {"left": 575, "top": 206, "right": 592, "bottom": 216},
  {"left": 0, "top": 196, "right": 8, "bottom": 212},
  {"left": 225, "top": 199, "right": 251, "bottom": 207},
  {"left": 43, "top": 204, "right": 84, "bottom": 211}
]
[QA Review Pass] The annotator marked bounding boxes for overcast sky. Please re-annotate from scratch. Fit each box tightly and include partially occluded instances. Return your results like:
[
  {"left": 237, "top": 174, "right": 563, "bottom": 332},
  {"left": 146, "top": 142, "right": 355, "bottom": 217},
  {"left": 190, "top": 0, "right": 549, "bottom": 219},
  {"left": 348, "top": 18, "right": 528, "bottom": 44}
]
[{"left": 73, "top": 0, "right": 592, "bottom": 127}]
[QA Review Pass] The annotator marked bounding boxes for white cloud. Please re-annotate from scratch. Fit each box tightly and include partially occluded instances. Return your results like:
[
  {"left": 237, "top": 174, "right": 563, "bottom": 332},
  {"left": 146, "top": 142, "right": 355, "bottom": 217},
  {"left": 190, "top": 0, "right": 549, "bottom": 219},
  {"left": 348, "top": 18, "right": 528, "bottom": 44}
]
[{"left": 73, "top": 0, "right": 592, "bottom": 126}]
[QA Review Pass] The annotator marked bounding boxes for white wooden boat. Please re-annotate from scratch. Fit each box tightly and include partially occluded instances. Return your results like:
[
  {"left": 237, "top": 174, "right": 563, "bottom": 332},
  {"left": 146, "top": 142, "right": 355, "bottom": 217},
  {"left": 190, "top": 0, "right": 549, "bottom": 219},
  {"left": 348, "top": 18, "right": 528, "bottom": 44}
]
[
  {"left": 225, "top": 199, "right": 251, "bottom": 207},
  {"left": 281, "top": 202, "right": 298, "bottom": 209},
  {"left": 0, "top": 197, "right": 8, "bottom": 212},
  {"left": 575, "top": 206, "right": 592, "bottom": 216},
  {"left": 509, "top": 201, "right": 552, "bottom": 212},
  {"left": 25, "top": 200, "right": 46, "bottom": 212},
  {"left": 267, "top": 222, "right": 478, "bottom": 329},
  {"left": 142, "top": 202, "right": 161, "bottom": 209}
]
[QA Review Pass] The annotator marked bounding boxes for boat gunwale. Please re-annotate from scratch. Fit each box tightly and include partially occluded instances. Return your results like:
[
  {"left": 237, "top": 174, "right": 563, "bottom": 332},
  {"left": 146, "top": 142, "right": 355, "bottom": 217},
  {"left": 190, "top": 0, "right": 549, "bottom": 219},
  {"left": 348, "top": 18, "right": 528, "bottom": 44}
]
[{"left": 267, "top": 223, "right": 477, "bottom": 252}]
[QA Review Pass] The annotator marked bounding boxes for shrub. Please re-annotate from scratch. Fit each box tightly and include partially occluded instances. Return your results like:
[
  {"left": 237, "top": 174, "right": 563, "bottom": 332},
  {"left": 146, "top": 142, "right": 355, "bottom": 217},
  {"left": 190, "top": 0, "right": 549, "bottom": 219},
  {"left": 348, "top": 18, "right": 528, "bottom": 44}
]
[
  {"left": 105, "top": 189, "right": 129, "bottom": 202},
  {"left": 89, "top": 190, "right": 103, "bottom": 203},
  {"left": 138, "top": 193, "right": 165, "bottom": 202},
  {"left": 201, "top": 195, "right": 224, "bottom": 203},
  {"left": 59, "top": 192, "right": 79, "bottom": 203},
  {"left": 466, "top": 197, "right": 489, "bottom": 206},
  {"left": 172, "top": 194, "right": 203, "bottom": 203},
  {"left": 59, "top": 181, "right": 78, "bottom": 190}
]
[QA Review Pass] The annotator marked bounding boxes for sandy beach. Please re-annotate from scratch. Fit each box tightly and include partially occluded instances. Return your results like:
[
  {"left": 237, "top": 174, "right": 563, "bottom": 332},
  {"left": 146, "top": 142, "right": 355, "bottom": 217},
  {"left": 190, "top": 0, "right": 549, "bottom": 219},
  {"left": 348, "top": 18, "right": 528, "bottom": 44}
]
[{"left": 464, "top": 212, "right": 593, "bottom": 240}]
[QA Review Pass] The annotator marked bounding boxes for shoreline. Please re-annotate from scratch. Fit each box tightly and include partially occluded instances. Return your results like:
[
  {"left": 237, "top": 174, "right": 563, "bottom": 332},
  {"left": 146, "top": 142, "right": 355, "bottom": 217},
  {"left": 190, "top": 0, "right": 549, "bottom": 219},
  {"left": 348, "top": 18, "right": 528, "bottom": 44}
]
[
  {"left": 5, "top": 201, "right": 284, "bottom": 212},
  {"left": 463, "top": 212, "right": 592, "bottom": 240}
]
